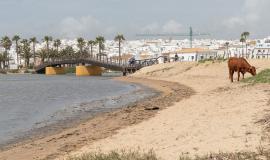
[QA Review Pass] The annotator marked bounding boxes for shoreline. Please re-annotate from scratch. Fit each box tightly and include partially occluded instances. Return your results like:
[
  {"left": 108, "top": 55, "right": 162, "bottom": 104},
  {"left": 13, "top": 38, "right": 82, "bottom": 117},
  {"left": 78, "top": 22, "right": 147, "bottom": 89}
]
[
  {"left": 0, "top": 77, "right": 194, "bottom": 160},
  {"left": 0, "top": 79, "right": 158, "bottom": 150}
]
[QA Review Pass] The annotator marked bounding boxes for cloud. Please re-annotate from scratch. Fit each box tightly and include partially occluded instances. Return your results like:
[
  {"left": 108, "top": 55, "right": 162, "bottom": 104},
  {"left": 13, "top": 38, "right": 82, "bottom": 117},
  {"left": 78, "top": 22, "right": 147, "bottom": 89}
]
[
  {"left": 222, "top": 0, "right": 270, "bottom": 32},
  {"left": 141, "top": 23, "right": 159, "bottom": 33},
  {"left": 56, "top": 15, "right": 115, "bottom": 39},
  {"left": 162, "top": 20, "right": 183, "bottom": 33},
  {"left": 140, "top": 20, "right": 183, "bottom": 33},
  {"left": 222, "top": 17, "right": 245, "bottom": 29}
]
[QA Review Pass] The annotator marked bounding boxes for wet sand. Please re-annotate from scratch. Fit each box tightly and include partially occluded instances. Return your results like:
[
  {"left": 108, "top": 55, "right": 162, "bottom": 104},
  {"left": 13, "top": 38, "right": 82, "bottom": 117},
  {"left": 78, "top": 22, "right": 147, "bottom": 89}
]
[{"left": 0, "top": 77, "right": 194, "bottom": 160}]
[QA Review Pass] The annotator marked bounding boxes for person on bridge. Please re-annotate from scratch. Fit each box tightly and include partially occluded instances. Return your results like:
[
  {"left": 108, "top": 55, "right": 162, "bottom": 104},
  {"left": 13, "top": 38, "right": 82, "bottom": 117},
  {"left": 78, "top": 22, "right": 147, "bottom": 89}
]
[
  {"left": 129, "top": 57, "right": 136, "bottom": 65},
  {"left": 175, "top": 53, "right": 179, "bottom": 62}
]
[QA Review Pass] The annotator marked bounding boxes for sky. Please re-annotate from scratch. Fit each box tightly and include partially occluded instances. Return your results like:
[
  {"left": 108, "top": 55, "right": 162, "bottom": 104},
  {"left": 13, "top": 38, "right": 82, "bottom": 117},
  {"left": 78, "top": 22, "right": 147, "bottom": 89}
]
[{"left": 0, "top": 0, "right": 269, "bottom": 40}]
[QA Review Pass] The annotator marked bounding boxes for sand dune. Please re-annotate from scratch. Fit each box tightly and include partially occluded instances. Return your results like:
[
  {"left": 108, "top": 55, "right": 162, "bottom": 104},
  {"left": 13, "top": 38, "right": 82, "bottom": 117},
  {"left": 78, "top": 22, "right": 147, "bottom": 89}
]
[{"left": 68, "top": 59, "right": 270, "bottom": 159}]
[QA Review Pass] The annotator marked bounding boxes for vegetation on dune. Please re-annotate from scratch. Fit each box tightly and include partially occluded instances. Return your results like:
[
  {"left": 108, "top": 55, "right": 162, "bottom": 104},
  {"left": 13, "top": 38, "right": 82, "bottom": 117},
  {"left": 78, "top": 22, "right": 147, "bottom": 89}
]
[
  {"left": 242, "top": 69, "right": 270, "bottom": 84},
  {"left": 68, "top": 148, "right": 270, "bottom": 160},
  {"left": 198, "top": 57, "right": 227, "bottom": 64},
  {"left": 179, "top": 150, "right": 270, "bottom": 160},
  {"left": 68, "top": 150, "right": 159, "bottom": 160}
]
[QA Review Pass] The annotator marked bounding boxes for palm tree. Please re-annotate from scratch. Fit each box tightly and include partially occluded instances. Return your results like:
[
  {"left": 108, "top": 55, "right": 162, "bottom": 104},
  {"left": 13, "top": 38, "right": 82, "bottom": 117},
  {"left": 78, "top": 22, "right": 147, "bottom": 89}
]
[
  {"left": 43, "top": 36, "right": 53, "bottom": 52},
  {"left": 21, "top": 39, "right": 32, "bottom": 68},
  {"left": 61, "top": 46, "right": 75, "bottom": 60},
  {"left": 12, "top": 35, "right": 20, "bottom": 65},
  {"left": 95, "top": 36, "right": 105, "bottom": 60},
  {"left": 0, "top": 36, "right": 12, "bottom": 69},
  {"left": 0, "top": 53, "right": 4, "bottom": 69},
  {"left": 37, "top": 48, "right": 48, "bottom": 64},
  {"left": 30, "top": 37, "right": 38, "bottom": 65},
  {"left": 241, "top": 32, "right": 250, "bottom": 58},
  {"left": 53, "top": 39, "right": 61, "bottom": 53},
  {"left": 114, "top": 34, "right": 125, "bottom": 64},
  {"left": 87, "top": 40, "right": 96, "bottom": 58},
  {"left": 240, "top": 36, "right": 246, "bottom": 57},
  {"left": 225, "top": 42, "right": 230, "bottom": 58},
  {"left": 77, "top": 37, "right": 86, "bottom": 57}
]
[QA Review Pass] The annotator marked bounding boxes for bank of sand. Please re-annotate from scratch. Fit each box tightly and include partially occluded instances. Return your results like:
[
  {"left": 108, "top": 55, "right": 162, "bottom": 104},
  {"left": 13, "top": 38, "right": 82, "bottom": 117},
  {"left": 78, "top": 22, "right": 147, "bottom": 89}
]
[
  {"left": 64, "top": 59, "right": 270, "bottom": 159},
  {"left": 0, "top": 76, "right": 193, "bottom": 160},
  {"left": 1, "top": 59, "right": 270, "bottom": 160}
]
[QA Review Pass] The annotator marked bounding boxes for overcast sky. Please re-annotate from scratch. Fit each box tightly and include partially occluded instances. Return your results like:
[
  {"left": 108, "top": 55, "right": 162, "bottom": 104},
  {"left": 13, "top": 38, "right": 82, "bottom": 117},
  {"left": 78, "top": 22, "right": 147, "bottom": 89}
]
[{"left": 0, "top": 0, "right": 269, "bottom": 40}]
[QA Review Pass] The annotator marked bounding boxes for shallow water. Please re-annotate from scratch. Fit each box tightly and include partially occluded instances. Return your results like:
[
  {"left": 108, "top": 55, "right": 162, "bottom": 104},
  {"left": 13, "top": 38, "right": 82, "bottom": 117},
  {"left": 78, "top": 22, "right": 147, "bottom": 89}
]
[{"left": 0, "top": 74, "right": 155, "bottom": 147}]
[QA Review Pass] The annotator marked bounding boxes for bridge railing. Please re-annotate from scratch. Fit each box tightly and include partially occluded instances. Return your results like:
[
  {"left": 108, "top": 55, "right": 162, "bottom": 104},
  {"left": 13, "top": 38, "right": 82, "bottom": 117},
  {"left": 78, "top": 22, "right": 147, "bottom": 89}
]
[{"left": 35, "top": 55, "right": 168, "bottom": 73}]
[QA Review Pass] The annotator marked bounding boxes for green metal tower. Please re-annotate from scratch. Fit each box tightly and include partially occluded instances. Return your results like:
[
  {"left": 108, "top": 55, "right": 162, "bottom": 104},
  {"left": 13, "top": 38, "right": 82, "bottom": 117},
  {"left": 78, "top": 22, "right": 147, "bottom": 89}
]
[
  {"left": 189, "top": 27, "right": 193, "bottom": 48},
  {"left": 136, "top": 27, "right": 210, "bottom": 48}
]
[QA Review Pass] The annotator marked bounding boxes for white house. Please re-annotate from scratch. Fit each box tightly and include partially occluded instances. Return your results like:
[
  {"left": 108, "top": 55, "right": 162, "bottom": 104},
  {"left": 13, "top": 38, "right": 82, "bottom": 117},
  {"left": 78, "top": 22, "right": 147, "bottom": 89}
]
[
  {"left": 253, "top": 37, "right": 270, "bottom": 59},
  {"left": 163, "top": 48, "right": 218, "bottom": 62}
]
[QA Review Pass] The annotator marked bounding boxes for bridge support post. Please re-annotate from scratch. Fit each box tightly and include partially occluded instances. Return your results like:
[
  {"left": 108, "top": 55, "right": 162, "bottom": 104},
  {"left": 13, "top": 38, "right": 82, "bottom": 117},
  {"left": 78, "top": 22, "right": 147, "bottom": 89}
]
[
  {"left": 45, "top": 67, "right": 65, "bottom": 75},
  {"left": 76, "top": 66, "right": 103, "bottom": 76}
]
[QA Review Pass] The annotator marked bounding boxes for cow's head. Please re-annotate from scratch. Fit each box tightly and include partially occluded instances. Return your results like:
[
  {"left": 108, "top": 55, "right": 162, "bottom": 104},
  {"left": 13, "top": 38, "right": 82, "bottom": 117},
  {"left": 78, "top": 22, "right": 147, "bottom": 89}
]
[{"left": 249, "top": 66, "right": 256, "bottom": 76}]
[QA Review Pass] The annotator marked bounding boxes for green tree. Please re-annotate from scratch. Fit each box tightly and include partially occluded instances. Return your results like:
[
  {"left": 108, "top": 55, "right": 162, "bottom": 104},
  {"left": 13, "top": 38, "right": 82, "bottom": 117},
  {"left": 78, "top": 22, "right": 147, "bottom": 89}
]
[
  {"left": 225, "top": 42, "right": 230, "bottom": 58},
  {"left": 61, "top": 46, "right": 75, "bottom": 60},
  {"left": 37, "top": 48, "right": 48, "bottom": 64},
  {"left": 0, "top": 52, "right": 9, "bottom": 69},
  {"left": 53, "top": 39, "right": 61, "bottom": 53},
  {"left": 241, "top": 32, "right": 250, "bottom": 58},
  {"left": 43, "top": 36, "right": 53, "bottom": 52},
  {"left": 0, "top": 53, "right": 4, "bottom": 69},
  {"left": 21, "top": 39, "right": 32, "bottom": 68},
  {"left": 114, "top": 34, "right": 125, "bottom": 64},
  {"left": 77, "top": 37, "right": 86, "bottom": 58},
  {"left": 0, "top": 36, "right": 12, "bottom": 69},
  {"left": 87, "top": 40, "right": 96, "bottom": 57},
  {"left": 30, "top": 37, "right": 38, "bottom": 65},
  {"left": 12, "top": 35, "right": 21, "bottom": 65},
  {"left": 95, "top": 36, "right": 105, "bottom": 60},
  {"left": 240, "top": 36, "right": 246, "bottom": 57}
]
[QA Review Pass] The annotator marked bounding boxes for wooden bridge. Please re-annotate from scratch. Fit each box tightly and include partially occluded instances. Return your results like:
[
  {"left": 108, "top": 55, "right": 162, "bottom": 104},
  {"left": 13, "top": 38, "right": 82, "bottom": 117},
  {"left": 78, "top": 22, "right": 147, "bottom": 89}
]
[{"left": 35, "top": 56, "right": 165, "bottom": 75}]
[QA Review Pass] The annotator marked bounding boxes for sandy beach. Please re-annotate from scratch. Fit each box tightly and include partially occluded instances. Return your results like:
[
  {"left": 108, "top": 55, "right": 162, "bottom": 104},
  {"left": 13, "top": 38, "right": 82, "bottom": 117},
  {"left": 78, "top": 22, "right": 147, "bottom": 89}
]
[
  {"left": 62, "top": 59, "right": 270, "bottom": 159},
  {"left": 0, "top": 59, "right": 269, "bottom": 160}
]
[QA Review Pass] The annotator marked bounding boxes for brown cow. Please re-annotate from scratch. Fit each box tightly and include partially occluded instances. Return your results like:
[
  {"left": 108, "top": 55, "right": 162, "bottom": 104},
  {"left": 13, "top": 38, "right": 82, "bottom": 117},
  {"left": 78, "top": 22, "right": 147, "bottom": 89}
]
[{"left": 228, "top": 57, "right": 256, "bottom": 82}]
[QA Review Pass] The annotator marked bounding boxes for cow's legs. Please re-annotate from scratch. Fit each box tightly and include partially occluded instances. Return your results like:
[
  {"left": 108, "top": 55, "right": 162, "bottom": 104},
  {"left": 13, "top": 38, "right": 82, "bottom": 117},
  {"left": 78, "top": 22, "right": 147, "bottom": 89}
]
[
  {"left": 242, "top": 72, "right": 245, "bottom": 79},
  {"left": 237, "top": 70, "right": 240, "bottom": 81},
  {"left": 229, "top": 69, "right": 234, "bottom": 82}
]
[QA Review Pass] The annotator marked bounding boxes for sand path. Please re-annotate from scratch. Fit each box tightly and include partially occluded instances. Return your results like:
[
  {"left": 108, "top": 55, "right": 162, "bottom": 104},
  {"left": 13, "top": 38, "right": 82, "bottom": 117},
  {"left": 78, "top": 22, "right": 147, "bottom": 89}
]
[{"left": 68, "top": 60, "right": 270, "bottom": 159}]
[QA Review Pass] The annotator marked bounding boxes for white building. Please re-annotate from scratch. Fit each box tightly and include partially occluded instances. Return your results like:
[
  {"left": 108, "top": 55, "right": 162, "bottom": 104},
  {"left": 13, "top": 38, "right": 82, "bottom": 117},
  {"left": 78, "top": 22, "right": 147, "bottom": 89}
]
[
  {"left": 163, "top": 48, "right": 218, "bottom": 62},
  {"left": 253, "top": 37, "right": 270, "bottom": 59}
]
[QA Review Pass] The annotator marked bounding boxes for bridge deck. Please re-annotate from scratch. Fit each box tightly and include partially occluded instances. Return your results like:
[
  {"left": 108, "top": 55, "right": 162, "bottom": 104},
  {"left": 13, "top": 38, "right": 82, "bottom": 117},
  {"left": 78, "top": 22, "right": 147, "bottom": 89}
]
[{"left": 35, "top": 56, "right": 165, "bottom": 74}]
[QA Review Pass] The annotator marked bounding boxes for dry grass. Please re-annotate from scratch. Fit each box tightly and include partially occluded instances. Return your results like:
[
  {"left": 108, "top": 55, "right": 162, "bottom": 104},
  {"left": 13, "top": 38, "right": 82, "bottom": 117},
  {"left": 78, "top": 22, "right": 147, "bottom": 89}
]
[
  {"left": 67, "top": 149, "right": 159, "bottom": 160},
  {"left": 67, "top": 148, "right": 270, "bottom": 160},
  {"left": 179, "top": 149, "right": 270, "bottom": 160}
]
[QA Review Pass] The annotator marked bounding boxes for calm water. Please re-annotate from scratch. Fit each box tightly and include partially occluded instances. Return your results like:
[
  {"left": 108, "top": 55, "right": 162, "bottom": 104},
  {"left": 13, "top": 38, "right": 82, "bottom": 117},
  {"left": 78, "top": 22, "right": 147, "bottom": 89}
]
[{"left": 0, "top": 74, "right": 155, "bottom": 147}]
